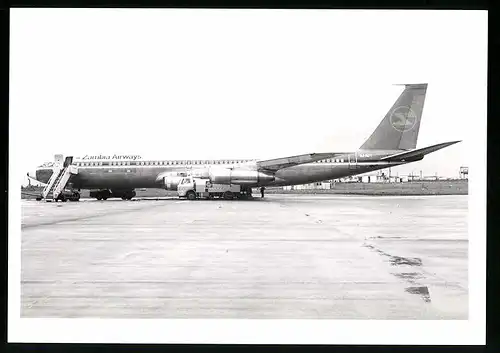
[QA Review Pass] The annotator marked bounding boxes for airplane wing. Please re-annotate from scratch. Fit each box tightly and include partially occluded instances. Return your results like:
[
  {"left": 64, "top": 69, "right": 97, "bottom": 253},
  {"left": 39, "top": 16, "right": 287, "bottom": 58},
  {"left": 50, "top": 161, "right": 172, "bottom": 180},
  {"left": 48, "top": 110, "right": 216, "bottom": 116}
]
[
  {"left": 380, "top": 141, "right": 461, "bottom": 162},
  {"left": 256, "top": 152, "right": 347, "bottom": 173}
]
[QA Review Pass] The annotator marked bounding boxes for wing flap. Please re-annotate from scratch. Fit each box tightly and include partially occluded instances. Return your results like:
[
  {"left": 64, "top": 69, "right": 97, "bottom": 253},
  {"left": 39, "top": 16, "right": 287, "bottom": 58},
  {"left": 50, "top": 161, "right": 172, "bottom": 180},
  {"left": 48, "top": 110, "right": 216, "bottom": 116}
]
[
  {"left": 256, "top": 152, "right": 347, "bottom": 173},
  {"left": 380, "top": 141, "right": 461, "bottom": 162}
]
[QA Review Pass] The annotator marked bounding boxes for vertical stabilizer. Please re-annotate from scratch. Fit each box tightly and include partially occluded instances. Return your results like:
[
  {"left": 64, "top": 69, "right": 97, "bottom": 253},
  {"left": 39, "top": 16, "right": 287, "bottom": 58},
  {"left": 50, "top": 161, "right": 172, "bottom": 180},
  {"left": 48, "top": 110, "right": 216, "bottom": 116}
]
[{"left": 360, "top": 83, "right": 427, "bottom": 151}]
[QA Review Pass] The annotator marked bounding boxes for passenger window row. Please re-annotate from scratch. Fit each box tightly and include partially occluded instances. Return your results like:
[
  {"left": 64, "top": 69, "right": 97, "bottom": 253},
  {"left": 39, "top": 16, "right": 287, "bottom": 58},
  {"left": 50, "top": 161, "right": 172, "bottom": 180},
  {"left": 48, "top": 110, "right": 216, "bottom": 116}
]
[
  {"left": 75, "top": 160, "right": 253, "bottom": 167},
  {"left": 315, "top": 158, "right": 345, "bottom": 163},
  {"left": 74, "top": 159, "right": 354, "bottom": 167}
]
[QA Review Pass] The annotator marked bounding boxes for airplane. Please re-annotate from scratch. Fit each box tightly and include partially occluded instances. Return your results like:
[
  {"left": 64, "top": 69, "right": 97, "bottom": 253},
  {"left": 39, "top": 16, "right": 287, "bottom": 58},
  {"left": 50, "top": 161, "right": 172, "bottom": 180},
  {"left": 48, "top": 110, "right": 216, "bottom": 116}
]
[{"left": 27, "top": 83, "right": 460, "bottom": 200}]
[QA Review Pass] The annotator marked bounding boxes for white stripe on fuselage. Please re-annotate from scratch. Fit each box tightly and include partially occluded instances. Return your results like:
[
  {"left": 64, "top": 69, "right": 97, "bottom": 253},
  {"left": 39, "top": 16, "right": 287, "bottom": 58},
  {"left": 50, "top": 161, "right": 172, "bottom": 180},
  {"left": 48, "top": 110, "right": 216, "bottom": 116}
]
[{"left": 69, "top": 162, "right": 395, "bottom": 169}]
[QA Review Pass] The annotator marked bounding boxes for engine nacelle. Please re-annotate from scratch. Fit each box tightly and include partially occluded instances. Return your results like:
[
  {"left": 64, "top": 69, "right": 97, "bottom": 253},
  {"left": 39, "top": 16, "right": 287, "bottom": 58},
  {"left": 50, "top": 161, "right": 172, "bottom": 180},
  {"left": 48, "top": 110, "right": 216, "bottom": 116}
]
[
  {"left": 161, "top": 172, "right": 188, "bottom": 191},
  {"left": 191, "top": 167, "right": 210, "bottom": 179},
  {"left": 164, "top": 176, "right": 182, "bottom": 191},
  {"left": 209, "top": 168, "right": 274, "bottom": 185}
]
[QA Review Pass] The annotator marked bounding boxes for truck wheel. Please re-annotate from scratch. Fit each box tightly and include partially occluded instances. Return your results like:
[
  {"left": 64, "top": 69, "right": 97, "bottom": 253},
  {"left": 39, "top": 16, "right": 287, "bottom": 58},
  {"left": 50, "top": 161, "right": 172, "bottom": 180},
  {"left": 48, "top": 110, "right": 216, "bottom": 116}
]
[
  {"left": 186, "top": 191, "right": 197, "bottom": 200},
  {"left": 97, "top": 195, "right": 103, "bottom": 200},
  {"left": 223, "top": 191, "right": 233, "bottom": 200},
  {"left": 102, "top": 196, "right": 108, "bottom": 201}
]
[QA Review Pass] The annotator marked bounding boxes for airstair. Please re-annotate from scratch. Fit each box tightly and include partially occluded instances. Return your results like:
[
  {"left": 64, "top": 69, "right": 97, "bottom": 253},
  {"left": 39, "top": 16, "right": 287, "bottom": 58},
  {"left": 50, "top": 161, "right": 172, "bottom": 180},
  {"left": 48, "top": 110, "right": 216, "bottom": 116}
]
[{"left": 41, "top": 156, "right": 78, "bottom": 201}]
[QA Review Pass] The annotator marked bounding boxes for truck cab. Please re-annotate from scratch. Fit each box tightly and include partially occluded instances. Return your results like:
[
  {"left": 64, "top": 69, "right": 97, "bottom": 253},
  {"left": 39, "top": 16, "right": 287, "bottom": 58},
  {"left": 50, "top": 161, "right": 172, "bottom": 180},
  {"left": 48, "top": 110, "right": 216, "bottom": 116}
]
[{"left": 177, "top": 177, "right": 206, "bottom": 198}]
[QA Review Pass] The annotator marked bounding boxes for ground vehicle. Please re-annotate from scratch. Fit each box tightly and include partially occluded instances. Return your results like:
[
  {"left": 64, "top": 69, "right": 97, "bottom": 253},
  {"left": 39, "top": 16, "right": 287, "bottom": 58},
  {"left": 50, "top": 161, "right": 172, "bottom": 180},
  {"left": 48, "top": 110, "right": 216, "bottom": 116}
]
[
  {"left": 177, "top": 177, "right": 250, "bottom": 200},
  {"left": 36, "top": 189, "right": 80, "bottom": 202},
  {"left": 61, "top": 189, "right": 81, "bottom": 201}
]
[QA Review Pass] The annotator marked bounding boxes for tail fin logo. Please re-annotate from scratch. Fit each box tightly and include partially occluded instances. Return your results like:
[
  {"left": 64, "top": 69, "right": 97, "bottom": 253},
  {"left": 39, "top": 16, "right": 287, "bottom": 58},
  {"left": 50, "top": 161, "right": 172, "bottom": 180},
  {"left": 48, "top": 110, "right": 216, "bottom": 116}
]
[{"left": 390, "top": 106, "right": 417, "bottom": 132}]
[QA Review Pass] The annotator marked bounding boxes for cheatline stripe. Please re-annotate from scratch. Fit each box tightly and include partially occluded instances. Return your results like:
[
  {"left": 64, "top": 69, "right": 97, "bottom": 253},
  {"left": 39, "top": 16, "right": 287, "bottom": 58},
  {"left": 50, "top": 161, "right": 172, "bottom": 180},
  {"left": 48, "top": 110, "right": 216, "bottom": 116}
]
[{"left": 39, "top": 161, "right": 399, "bottom": 171}]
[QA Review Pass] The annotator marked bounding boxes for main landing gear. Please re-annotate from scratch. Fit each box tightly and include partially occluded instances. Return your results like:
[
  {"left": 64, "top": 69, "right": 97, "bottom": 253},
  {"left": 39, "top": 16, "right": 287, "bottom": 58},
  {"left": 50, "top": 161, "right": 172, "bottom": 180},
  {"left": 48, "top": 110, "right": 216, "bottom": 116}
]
[
  {"left": 90, "top": 189, "right": 136, "bottom": 201},
  {"left": 118, "top": 189, "right": 136, "bottom": 200}
]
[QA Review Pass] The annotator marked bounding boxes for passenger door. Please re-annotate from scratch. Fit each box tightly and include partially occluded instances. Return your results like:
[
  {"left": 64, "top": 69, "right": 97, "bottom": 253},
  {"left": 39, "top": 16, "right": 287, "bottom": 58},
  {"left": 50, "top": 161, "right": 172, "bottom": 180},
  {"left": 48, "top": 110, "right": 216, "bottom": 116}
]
[{"left": 348, "top": 153, "right": 357, "bottom": 170}]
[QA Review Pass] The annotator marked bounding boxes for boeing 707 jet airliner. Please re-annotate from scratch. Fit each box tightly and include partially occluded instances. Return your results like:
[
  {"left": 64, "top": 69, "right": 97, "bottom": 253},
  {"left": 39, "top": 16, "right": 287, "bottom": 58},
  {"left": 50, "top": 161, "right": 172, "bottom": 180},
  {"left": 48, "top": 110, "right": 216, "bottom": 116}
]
[{"left": 28, "top": 83, "right": 460, "bottom": 200}]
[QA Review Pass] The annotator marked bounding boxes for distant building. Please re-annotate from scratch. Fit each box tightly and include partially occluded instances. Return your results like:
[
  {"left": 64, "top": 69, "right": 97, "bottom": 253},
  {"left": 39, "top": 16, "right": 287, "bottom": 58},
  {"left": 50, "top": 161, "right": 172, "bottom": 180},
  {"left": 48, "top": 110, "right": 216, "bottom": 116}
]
[
  {"left": 283, "top": 181, "right": 332, "bottom": 190},
  {"left": 389, "top": 176, "right": 403, "bottom": 183},
  {"left": 281, "top": 167, "right": 455, "bottom": 190},
  {"left": 321, "top": 182, "right": 331, "bottom": 189},
  {"left": 360, "top": 175, "right": 378, "bottom": 183}
]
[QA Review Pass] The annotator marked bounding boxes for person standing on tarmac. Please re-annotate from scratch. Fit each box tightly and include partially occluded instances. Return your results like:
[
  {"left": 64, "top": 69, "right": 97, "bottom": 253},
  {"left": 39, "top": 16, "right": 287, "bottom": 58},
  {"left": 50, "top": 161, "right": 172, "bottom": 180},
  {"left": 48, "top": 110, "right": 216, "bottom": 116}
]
[{"left": 260, "top": 187, "right": 265, "bottom": 198}]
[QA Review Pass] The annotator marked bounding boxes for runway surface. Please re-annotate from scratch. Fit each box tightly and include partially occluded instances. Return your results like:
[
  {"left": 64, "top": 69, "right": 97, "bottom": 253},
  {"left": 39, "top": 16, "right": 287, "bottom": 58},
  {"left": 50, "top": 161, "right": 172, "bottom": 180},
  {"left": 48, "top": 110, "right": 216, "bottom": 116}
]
[{"left": 20, "top": 194, "right": 468, "bottom": 319}]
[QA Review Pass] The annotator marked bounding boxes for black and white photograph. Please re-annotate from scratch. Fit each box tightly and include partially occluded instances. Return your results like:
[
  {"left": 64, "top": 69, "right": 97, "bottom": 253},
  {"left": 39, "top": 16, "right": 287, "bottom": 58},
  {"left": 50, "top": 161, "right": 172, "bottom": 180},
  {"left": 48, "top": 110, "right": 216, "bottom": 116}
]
[{"left": 9, "top": 8, "right": 486, "bottom": 344}]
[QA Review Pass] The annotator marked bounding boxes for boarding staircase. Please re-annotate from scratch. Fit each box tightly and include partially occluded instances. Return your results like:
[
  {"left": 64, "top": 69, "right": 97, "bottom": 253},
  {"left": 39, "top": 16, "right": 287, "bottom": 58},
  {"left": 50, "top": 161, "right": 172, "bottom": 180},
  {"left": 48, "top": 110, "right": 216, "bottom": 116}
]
[{"left": 41, "top": 156, "right": 78, "bottom": 201}]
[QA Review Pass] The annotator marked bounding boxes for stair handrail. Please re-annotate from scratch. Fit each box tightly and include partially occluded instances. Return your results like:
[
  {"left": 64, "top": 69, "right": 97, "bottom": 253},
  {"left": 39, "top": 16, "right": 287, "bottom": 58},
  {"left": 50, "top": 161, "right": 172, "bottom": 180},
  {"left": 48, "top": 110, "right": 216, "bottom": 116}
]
[
  {"left": 52, "top": 167, "right": 71, "bottom": 200},
  {"left": 42, "top": 166, "right": 63, "bottom": 198}
]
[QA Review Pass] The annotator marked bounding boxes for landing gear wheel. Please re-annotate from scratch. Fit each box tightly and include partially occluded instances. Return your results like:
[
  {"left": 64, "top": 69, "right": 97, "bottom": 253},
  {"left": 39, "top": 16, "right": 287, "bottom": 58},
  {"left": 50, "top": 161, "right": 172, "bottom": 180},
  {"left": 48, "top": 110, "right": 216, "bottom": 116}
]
[
  {"left": 186, "top": 191, "right": 197, "bottom": 200},
  {"left": 101, "top": 190, "right": 110, "bottom": 201},
  {"left": 223, "top": 191, "right": 234, "bottom": 200},
  {"left": 121, "top": 190, "right": 135, "bottom": 200}
]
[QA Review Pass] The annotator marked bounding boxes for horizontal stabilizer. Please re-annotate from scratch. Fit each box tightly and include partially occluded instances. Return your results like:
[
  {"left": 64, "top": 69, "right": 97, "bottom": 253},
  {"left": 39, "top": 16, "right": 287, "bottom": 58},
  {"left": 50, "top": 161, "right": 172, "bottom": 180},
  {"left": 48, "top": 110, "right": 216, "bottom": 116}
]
[
  {"left": 380, "top": 141, "right": 461, "bottom": 162},
  {"left": 257, "top": 152, "right": 347, "bottom": 173}
]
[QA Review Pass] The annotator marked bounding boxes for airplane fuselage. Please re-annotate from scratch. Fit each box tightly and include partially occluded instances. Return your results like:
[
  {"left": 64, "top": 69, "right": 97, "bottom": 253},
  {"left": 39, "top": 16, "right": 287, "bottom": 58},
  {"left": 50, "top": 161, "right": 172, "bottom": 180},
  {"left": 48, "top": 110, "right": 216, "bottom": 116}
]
[
  {"left": 34, "top": 151, "right": 420, "bottom": 190},
  {"left": 29, "top": 84, "right": 457, "bottom": 196}
]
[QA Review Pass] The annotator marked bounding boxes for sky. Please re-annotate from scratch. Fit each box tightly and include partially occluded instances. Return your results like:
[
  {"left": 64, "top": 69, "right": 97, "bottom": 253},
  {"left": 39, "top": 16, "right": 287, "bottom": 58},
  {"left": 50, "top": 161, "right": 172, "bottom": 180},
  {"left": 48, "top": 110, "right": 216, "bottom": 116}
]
[{"left": 10, "top": 9, "right": 487, "bottom": 185}]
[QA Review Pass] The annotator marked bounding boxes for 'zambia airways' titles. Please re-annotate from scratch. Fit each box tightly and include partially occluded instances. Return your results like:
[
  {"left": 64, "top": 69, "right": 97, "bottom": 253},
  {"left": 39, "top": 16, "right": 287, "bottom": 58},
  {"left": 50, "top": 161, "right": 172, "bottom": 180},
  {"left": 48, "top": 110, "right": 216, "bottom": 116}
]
[{"left": 80, "top": 154, "right": 143, "bottom": 161}]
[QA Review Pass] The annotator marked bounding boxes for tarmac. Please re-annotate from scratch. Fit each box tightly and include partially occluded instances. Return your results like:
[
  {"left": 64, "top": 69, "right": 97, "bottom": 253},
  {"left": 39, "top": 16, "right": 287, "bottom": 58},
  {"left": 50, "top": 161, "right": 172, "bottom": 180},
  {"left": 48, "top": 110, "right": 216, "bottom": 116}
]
[{"left": 20, "top": 194, "right": 468, "bottom": 319}]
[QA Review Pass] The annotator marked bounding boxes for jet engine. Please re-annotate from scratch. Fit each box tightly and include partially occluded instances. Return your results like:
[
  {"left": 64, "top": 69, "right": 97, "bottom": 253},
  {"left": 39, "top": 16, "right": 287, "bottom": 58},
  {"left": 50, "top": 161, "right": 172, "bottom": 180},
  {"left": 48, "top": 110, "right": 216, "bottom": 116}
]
[
  {"left": 208, "top": 168, "right": 275, "bottom": 185},
  {"left": 191, "top": 167, "right": 210, "bottom": 179},
  {"left": 162, "top": 172, "right": 188, "bottom": 191}
]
